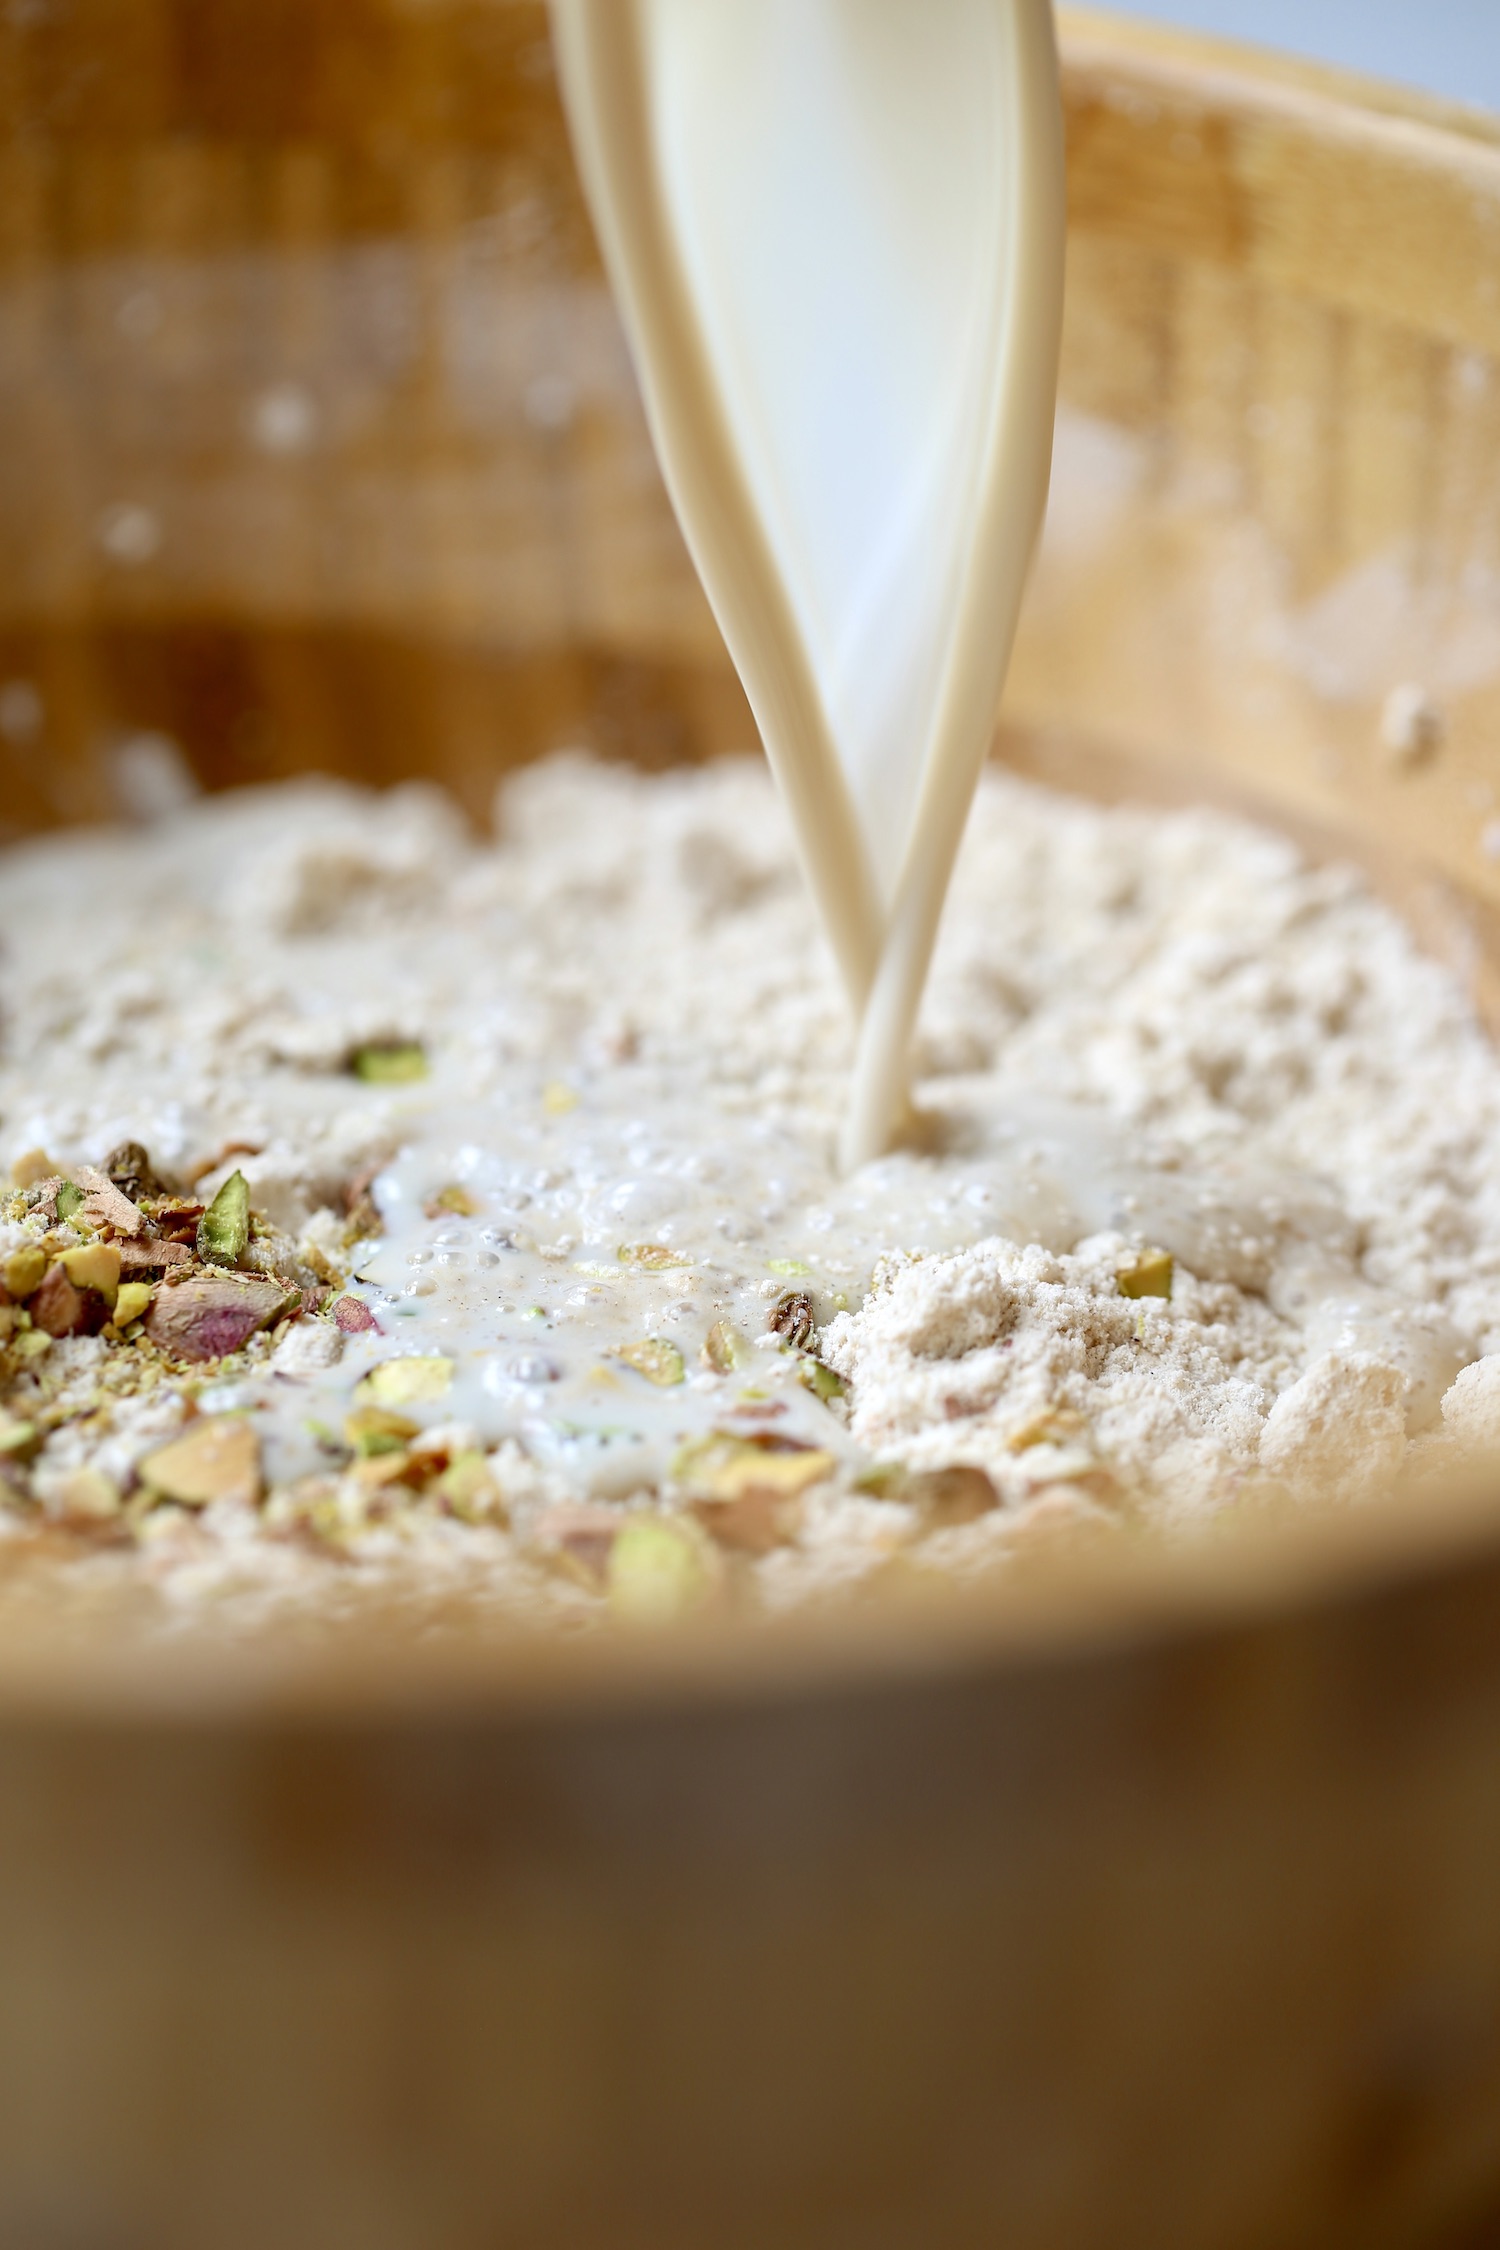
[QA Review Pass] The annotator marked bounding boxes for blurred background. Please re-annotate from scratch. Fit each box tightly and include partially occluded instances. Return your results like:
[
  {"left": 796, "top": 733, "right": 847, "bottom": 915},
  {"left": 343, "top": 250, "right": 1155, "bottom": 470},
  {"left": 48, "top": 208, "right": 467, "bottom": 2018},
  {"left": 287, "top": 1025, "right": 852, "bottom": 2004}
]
[{"left": 1093, "top": 0, "right": 1500, "bottom": 108}]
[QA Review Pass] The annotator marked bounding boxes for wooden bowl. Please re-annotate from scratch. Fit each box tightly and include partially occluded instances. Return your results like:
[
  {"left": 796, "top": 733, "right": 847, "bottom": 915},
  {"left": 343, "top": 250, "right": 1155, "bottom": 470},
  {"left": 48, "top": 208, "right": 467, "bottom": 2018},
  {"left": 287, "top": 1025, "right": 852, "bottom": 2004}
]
[{"left": 4, "top": 9, "right": 1500, "bottom": 2246}]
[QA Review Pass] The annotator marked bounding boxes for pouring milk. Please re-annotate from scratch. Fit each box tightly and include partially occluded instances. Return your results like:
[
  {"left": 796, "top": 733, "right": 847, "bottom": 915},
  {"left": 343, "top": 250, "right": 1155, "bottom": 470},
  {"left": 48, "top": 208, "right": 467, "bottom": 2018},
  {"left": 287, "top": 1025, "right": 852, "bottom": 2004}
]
[{"left": 549, "top": 0, "right": 1065, "bottom": 1168}]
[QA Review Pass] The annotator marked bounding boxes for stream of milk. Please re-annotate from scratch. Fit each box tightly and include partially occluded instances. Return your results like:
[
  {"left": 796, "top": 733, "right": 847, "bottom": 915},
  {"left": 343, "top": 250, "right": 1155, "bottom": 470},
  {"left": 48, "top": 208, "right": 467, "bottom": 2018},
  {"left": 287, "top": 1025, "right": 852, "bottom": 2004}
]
[{"left": 549, "top": 0, "right": 1065, "bottom": 1166}]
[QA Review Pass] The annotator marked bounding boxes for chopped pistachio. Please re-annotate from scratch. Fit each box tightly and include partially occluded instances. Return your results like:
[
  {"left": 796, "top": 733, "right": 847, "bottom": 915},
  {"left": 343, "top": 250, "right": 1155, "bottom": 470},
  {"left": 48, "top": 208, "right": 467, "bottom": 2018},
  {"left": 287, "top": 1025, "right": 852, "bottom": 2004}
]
[
  {"left": 144, "top": 1273, "right": 297, "bottom": 1362},
  {"left": 59, "top": 1243, "right": 122, "bottom": 1303},
  {"left": 852, "top": 1460, "right": 908, "bottom": 1499},
  {"left": 12, "top": 1330, "right": 50, "bottom": 1361},
  {"left": 352, "top": 1042, "right": 428, "bottom": 1085},
  {"left": 425, "top": 1184, "right": 481, "bottom": 1218},
  {"left": 75, "top": 1166, "right": 145, "bottom": 1238},
  {"left": 1006, "top": 1406, "right": 1088, "bottom": 1452},
  {"left": 140, "top": 1415, "right": 262, "bottom": 1510},
  {"left": 355, "top": 1354, "right": 454, "bottom": 1407},
  {"left": 10, "top": 1148, "right": 56, "bottom": 1190},
  {"left": 798, "top": 1357, "right": 847, "bottom": 1404},
  {"left": 104, "top": 1141, "right": 169, "bottom": 1201},
  {"left": 768, "top": 1257, "right": 811, "bottom": 1277},
  {"left": 0, "top": 1411, "right": 38, "bottom": 1458},
  {"left": 768, "top": 1290, "right": 816, "bottom": 1350},
  {"left": 30, "top": 1263, "right": 101, "bottom": 1339},
  {"left": 4, "top": 1246, "right": 47, "bottom": 1300},
  {"left": 1116, "top": 1248, "right": 1174, "bottom": 1301},
  {"left": 351, "top": 1450, "right": 414, "bottom": 1491},
  {"left": 198, "top": 1170, "right": 250, "bottom": 1266},
  {"left": 671, "top": 1431, "right": 835, "bottom": 1501},
  {"left": 436, "top": 1452, "right": 503, "bottom": 1523},
  {"left": 702, "top": 1319, "right": 750, "bottom": 1374},
  {"left": 615, "top": 1336, "right": 686, "bottom": 1387},
  {"left": 543, "top": 1081, "right": 578, "bottom": 1115},
  {"left": 617, "top": 1243, "right": 689, "bottom": 1271},
  {"left": 110, "top": 1280, "right": 154, "bottom": 1329},
  {"left": 55, "top": 1181, "right": 85, "bottom": 1223},
  {"left": 607, "top": 1515, "right": 714, "bottom": 1624},
  {"left": 343, "top": 1404, "right": 420, "bottom": 1457}
]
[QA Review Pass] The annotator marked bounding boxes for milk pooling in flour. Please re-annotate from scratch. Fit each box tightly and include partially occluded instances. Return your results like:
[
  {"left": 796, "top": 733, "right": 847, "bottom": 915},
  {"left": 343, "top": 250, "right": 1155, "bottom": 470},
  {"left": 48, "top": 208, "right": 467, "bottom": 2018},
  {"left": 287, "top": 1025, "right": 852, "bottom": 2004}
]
[{"left": 549, "top": 0, "right": 1065, "bottom": 1166}]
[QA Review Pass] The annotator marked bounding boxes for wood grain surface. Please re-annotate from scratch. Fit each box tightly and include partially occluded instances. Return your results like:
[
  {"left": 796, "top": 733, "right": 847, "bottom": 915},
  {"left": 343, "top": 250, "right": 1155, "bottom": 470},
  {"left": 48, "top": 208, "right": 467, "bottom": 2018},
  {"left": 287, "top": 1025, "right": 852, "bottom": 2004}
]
[{"left": 0, "top": 10, "right": 1499, "bottom": 2248}]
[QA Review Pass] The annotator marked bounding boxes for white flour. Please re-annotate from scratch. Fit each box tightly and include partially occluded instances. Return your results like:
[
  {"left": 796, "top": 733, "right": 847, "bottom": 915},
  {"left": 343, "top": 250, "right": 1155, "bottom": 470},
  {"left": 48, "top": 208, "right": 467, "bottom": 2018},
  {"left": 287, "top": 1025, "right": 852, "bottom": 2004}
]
[{"left": 1, "top": 750, "right": 1499, "bottom": 1631}]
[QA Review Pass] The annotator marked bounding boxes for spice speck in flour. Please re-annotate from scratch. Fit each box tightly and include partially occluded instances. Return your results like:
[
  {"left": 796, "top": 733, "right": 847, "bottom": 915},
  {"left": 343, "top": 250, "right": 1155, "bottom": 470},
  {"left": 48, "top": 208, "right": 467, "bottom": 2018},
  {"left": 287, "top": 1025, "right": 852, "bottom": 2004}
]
[{"left": 2, "top": 752, "right": 1499, "bottom": 1631}]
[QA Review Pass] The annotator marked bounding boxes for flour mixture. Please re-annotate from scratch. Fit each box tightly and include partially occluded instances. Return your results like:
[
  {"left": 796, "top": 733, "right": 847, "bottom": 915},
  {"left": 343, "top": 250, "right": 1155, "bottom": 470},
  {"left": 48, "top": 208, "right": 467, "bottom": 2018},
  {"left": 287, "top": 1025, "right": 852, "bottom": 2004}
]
[{"left": 2, "top": 752, "right": 1498, "bottom": 1629}]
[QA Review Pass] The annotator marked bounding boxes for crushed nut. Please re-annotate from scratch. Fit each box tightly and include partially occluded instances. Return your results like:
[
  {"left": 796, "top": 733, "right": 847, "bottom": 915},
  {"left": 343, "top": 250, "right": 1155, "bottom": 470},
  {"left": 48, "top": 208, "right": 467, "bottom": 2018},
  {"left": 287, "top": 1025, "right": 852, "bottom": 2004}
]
[
  {"left": 607, "top": 1514, "right": 715, "bottom": 1623},
  {"left": 436, "top": 1452, "right": 503, "bottom": 1523},
  {"left": 617, "top": 1243, "right": 689, "bottom": 1271},
  {"left": 3, "top": 1247, "right": 47, "bottom": 1300},
  {"left": 0, "top": 1409, "right": 38, "bottom": 1459},
  {"left": 352, "top": 1043, "right": 428, "bottom": 1085},
  {"left": 1116, "top": 1249, "right": 1174, "bottom": 1301},
  {"left": 30, "top": 1262, "right": 104, "bottom": 1339},
  {"left": 355, "top": 1355, "right": 454, "bottom": 1407},
  {"left": 615, "top": 1336, "right": 686, "bottom": 1387},
  {"left": 767, "top": 1290, "right": 815, "bottom": 1349},
  {"left": 198, "top": 1170, "right": 250, "bottom": 1267},
  {"left": 75, "top": 1165, "right": 145, "bottom": 1237},
  {"left": 424, "top": 1185, "right": 481, "bottom": 1219},
  {"left": 1006, "top": 1406, "right": 1088, "bottom": 1452},
  {"left": 111, "top": 1281, "right": 154, "bottom": 1328},
  {"left": 344, "top": 1404, "right": 420, "bottom": 1456},
  {"left": 140, "top": 1415, "right": 262, "bottom": 1509},
  {"left": 117, "top": 1237, "right": 191, "bottom": 1274},
  {"left": 59, "top": 1243, "right": 122, "bottom": 1303},
  {"left": 702, "top": 1319, "right": 750, "bottom": 1374},
  {"left": 10, "top": 1149, "right": 57, "bottom": 1189},
  {"left": 143, "top": 1274, "right": 298, "bottom": 1362},
  {"left": 798, "top": 1357, "right": 846, "bottom": 1403},
  {"left": 671, "top": 1430, "right": 835, "bottom": 1501},
  {"left": 104, "top": 1141, "right": 170, "bottom": 1201}
]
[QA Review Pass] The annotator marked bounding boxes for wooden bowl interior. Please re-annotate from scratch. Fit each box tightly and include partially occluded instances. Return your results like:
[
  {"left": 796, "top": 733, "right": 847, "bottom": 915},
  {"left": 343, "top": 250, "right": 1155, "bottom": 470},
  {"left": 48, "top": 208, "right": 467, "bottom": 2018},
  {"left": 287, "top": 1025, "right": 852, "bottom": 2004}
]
[{"left": 2, "top": 3, "right": 1500, "bottom": 1674}]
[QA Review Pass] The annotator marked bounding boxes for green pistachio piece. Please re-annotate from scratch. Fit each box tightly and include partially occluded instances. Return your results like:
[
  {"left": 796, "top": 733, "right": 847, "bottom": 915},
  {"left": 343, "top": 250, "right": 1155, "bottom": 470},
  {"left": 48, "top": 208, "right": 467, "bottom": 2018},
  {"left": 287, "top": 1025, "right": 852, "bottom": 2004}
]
[
  {"left": 1116, "top": 1249, "right": 1174, "bottom": 1301},
  {"left": 352, "top": 1043, "right": 429, "bottom": 1085},
  {"left": 0, "top": 1412, "right": 38, "bottom": 1458},
  {"left": 616, "top": 1337, "right": 686, "bottom": 1387},
  {"left": 702, "top": 1319, "right": 750, "bottom": 1374},
  {"left": 607, "top": 1515, "right": 713, "bottom": 1624},
  {"left": 355, "top": 1356, "right": 454, "bottom": 1407},
  {"left": 3, "top": 1246, "right": 47, "bottom": 1300},
  {"left": 55, "top": 1182, "right": 85, "bottom": 1223},
  {"left": 798, "top": 1357, "right": 847, "bottom": 1404},
  {"left": 197, "top": 1170, "right": 250, "bottom": 1266}
]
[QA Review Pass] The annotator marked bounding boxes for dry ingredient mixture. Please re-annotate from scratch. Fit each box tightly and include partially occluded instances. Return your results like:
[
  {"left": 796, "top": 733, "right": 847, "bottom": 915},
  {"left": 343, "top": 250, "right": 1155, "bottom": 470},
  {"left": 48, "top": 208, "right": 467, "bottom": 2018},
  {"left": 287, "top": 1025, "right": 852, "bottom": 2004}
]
[{"left": 3, "top": 750, "right": 1500, "bottom": 1634}]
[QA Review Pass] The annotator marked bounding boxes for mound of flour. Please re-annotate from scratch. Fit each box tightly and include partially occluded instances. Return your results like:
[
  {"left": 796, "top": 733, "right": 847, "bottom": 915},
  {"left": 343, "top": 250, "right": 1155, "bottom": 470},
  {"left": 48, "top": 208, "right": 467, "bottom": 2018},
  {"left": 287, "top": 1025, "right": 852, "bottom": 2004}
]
[{"left": 2, "top": 749, "right": 1499, "bottom": 1621}]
